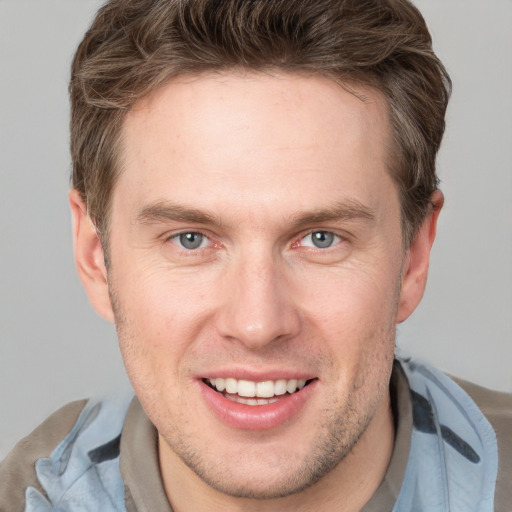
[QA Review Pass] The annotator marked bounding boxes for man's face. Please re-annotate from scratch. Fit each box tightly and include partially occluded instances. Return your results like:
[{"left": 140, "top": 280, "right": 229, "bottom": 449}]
[{"left": 106, "top": 72, "right": 407, "bottom": 498}]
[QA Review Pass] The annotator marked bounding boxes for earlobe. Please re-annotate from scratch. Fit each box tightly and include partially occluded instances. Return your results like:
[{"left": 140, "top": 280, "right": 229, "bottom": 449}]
[
  {"left": 69, "top": 189, "right": 115, "bottom": 323},
  {"left": 397, "top": 190, "right": 444, "bottom": 323}
]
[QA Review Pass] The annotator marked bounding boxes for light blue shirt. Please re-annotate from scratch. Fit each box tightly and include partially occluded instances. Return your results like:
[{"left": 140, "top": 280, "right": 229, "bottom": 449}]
[{"left": 24, "top": 358, "right": 498, "bottom": 512}]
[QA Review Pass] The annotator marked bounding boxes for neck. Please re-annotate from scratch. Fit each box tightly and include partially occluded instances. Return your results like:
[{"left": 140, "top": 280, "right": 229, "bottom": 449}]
[{"left": 159, "top": 393, "right": 395, "bottom": 512}]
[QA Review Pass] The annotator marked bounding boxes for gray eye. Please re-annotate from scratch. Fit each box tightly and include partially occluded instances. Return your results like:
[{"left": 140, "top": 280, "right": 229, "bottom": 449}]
[
  {"left": 310, "top": 231, "right": 335, "bottom": 248},
  {"left": 178, "top": 232, "right": 205, "bottom": 250}
]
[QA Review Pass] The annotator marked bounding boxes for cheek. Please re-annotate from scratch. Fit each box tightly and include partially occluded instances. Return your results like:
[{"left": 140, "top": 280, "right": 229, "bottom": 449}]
[
  {"left": 113, "top": 261, "right": 213, "bottom": 328},
  {"left": 295, "top": 265, "right": 399, "bottom": 380},
  {"left": 297, "top": 264, "right": 400, "bottom": 336},
  {"left": 109, "top": 268, "right": 216, "bottom": 386}
]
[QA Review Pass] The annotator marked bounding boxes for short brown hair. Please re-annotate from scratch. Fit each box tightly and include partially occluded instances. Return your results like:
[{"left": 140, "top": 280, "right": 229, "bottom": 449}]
[{"left": 70, "top": 0, "right": 451, "bottom": 246}]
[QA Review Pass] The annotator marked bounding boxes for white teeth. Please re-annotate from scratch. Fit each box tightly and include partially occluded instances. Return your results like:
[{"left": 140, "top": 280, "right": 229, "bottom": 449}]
[
  {"left": 274, "top": 379, "right": 287, "bottom": 395},
  {"left": 286, "top": 379, "right": 298, "bottom": 394},
  {"left": 215, "top": 377, "right": 225, "bottom": 392},
  {"left": 256, "top": 381, "right": 274, "bottom": 398},
  {"left": 238, "top": 380, "right": 256, "bottom": 397},
  {"left": 225, "top": 378, "right": 237, "bottom": 394},
  {"left": 208, "top": 377, "right": 309, "bottom": 398},
  {"left": 225, "top": 394, "right": 281, "bottom": 406}
]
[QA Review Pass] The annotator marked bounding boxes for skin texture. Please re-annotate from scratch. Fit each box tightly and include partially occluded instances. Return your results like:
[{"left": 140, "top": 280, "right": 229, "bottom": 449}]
[{"left": 70, "top": 72, "right": 442, "bottom": 512}]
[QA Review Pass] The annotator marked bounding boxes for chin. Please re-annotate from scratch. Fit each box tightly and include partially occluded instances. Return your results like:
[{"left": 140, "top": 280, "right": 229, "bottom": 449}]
[{"left": 161, "top": 406, "right": 368, "bottom": 501}]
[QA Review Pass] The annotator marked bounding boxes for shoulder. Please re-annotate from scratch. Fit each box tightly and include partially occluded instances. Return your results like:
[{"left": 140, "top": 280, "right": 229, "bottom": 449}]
[
  {"left": 0, "top": 400, "right": 87, "bottom": 512},
  {"left": 454, "top": 377, "right": 512, "bottom": 510},
  {"left": 454, "top": 376, "right": 512, "bottom": 447}
]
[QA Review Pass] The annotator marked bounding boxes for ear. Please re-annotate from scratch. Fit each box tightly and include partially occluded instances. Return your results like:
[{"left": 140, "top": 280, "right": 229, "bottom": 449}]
[
  {"left": 69, "top": 189, "right": 115, "bottom": 323},
  {"left": 397, "top": 190, "right": 444, "bottom": 323}
]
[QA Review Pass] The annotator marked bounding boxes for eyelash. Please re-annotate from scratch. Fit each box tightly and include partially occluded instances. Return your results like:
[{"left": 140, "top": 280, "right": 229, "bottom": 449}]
[
  {"left": 296, "top": 231, "right": 342, "bottom": 250},
  {"left": 167, "top": 230, "right": 343, "bottom": 252},
  {"left": 168, "top": 231, "right": 212, "bottom": 251}
]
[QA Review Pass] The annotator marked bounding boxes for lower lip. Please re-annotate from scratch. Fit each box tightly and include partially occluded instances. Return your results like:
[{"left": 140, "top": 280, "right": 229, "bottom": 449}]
[{"left": 198, "top": 380, "right": 317, "bottom": 430}]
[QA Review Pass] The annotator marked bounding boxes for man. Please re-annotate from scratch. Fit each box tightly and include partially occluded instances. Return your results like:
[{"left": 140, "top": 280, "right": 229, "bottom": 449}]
[{"left": 1, "top": 0, "right": 510, "bottom": 510}]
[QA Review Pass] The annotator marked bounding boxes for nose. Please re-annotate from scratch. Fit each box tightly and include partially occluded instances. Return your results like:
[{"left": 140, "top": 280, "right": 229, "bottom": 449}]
[{"left": 215, "top": 250, "right": 301, "bottom": 350}]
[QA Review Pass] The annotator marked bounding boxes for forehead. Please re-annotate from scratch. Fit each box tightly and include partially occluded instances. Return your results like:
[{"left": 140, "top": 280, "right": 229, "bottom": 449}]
[{"left": 115, "top": 71, "right": 394, "bottom": 224}]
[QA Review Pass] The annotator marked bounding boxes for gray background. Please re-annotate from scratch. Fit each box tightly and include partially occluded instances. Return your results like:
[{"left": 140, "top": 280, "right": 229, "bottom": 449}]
[{"left": 1, "top": 0, "right": 511, "bottom": 459}]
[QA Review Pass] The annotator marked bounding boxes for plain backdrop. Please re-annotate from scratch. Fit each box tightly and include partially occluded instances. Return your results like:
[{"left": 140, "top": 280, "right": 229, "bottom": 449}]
[{"left": 1, "top": 0, "right": 511, "bottom": 459}]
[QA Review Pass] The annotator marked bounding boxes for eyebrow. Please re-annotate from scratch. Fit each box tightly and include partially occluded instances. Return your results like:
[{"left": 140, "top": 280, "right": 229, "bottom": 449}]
[
  {"left": 288, "top": 199, "right": 376, "bottom": 229},
  {"left": 135, "top": 199, "right": 375, "bottom": 229},
  {"left": 136, "top": 201, "right": 221, "bottom": 226}
]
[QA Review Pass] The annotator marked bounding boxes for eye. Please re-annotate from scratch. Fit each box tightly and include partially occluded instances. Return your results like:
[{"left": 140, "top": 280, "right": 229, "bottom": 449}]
[
  {"left": 300, "top": 231, "right": 341, "bottom": 249},
  {"left": 170, "top": 232, "right": 209, "bottom": 250}
]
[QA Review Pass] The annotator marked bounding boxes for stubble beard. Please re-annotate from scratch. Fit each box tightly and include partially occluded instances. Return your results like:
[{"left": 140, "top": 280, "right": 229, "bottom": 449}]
[
  {"left": 108, "top": 277, "right": 397, "bottom": 501},
  {"left": 159, "top": 390, "right": 380, "bottom": 501}
]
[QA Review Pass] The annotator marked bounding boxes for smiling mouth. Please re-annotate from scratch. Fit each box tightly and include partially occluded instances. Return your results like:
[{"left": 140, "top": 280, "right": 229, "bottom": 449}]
[{"left": 204, "top": 377, "right": 316, "bottom": 406}]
